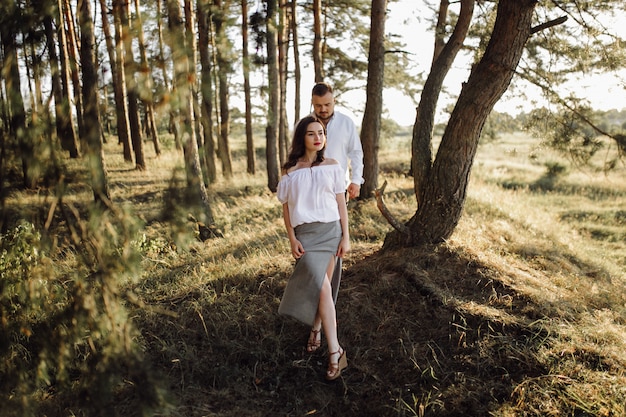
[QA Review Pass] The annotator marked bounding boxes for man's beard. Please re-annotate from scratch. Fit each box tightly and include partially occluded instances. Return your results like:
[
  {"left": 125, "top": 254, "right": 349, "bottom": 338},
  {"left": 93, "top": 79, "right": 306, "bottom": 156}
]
[{"left": 315, "top": 111, "right": 333, "bottom": 123}]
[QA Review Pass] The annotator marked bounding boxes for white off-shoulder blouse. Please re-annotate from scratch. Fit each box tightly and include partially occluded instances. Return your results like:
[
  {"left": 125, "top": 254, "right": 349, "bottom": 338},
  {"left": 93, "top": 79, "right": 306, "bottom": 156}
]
[{"left": 277, "top": 163, "right": 345, "bottom": 228}]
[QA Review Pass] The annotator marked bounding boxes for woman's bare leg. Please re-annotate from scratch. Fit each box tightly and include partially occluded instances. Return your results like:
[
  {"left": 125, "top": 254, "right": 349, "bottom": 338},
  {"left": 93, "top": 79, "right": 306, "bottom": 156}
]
[
  {"left": 309, "top": 255, "right": 337, "bottom": 348},
  {"left": 318, "top": 270, "right": 339, "bottom": 354}
]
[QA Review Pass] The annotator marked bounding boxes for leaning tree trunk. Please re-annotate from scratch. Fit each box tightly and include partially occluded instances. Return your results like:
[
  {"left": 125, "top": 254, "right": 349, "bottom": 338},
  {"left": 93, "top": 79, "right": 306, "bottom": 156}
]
[
  {"left": 78, "top": 0, "right": 110, "bottom": 205},
  {"left": 432, "top": 0, "right": 450, "bottom": 65},
  {"left": 360, "top": 0, "right": 387, "bottom": 200},
  {"left": 412, "top": 0, "right": 474, "bottom": 208},
  {"left": 384, "top": 0, "right": 536, "bottom": 248}
]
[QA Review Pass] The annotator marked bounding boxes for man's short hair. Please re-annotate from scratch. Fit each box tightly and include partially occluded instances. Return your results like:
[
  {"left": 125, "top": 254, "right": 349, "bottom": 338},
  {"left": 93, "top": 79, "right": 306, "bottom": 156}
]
[{"left": 312, "top": 82, "right": 333, "bottom": 97}]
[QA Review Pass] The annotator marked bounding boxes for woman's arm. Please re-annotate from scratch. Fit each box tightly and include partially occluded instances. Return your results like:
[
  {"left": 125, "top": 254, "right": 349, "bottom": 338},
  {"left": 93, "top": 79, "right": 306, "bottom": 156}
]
[
  {"left": 282, "top": 203, "right": 305, "bottom": 259},
  {"left": 335, "top": 193, "right": 351, "bottom": 257}
]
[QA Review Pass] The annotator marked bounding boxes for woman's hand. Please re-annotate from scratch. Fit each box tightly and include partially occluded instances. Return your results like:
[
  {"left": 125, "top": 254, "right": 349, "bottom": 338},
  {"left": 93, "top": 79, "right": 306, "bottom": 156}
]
[
  {"left": 290, "top": 239, "right": 305, "bottom": 259},
  {"left": 336, "top": 236, "right": 351, "bottom": 258}
]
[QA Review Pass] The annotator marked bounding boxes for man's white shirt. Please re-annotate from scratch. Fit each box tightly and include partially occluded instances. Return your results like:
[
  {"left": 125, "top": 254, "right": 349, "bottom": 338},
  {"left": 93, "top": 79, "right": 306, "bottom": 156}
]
[{"left": 322, "top": 110, "right": 364, "bottom": 188}]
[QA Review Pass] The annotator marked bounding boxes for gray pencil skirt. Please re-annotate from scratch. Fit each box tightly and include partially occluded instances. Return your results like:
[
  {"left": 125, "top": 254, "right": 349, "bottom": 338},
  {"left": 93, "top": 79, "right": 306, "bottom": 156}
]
[{"left": 278, "top": 220, "right": 343, "bottom": 326}]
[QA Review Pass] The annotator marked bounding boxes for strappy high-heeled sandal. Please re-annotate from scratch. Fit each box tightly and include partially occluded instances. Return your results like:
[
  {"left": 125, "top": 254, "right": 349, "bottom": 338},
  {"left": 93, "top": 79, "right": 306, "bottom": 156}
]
[
  {"left": 326, "top": 347, "right": 347, "bottom": 381},
  {"left": 307, "top": 329, "right": 322, "bottom": 353}
]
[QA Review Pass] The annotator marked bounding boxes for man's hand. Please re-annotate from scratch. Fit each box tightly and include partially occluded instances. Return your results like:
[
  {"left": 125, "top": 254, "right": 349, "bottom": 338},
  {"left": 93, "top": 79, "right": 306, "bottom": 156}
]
[{"left": 347, "top": 183, "right": 361, "bottom": 200}]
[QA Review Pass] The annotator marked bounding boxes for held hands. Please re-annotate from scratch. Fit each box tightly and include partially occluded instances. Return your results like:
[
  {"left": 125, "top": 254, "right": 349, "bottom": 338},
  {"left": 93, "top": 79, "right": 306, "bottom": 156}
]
[{"left": 290, "top": 239, "right": 305, "bottom": 259}]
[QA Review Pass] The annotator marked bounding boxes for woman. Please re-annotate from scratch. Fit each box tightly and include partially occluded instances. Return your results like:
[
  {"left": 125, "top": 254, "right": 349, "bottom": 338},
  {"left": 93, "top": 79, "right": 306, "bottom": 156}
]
[{"left": 276, "top": 116, "right": 350, "bottom": 381}]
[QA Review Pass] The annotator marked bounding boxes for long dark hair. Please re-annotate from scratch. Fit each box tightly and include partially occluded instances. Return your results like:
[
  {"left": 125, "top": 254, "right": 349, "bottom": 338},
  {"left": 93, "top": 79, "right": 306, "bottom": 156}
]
[{"left": 282, "top": 116, "right": 326, "bottom": 173}]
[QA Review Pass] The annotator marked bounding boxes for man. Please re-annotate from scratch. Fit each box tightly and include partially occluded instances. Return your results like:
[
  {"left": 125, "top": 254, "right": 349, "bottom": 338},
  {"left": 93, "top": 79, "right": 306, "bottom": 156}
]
[{"left": 311, "top": 82, "right": 364, "bottom": 200}]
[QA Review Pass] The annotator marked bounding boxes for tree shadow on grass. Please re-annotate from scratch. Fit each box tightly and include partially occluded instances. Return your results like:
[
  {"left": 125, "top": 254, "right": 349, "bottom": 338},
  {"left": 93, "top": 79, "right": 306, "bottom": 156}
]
[{"left": 130, "top": 241, "right": 596, "bottom": 416}]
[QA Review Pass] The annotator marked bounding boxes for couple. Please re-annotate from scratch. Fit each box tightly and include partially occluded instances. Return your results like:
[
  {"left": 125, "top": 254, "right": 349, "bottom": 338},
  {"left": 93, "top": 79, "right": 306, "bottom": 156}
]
[{"left": 276, "top": 82, "right": 363, "bottom": 381}]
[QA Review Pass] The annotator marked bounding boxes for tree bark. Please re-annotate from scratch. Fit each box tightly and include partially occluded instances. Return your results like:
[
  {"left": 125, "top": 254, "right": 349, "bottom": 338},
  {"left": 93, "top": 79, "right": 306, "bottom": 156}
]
[
  {"left": 241, "top": 0, "right": 255, "bottom": 174},
  {"left": 166, "top": 0, "right": 216, "bottom": 227},
  {"left": 54, "top": 0, "right": 80, "bottom": 157},
  {"left": 134, "top": 0, "right": 161, "bottom": 156},
  {"left": 213, "top": 0, "right": 233, "bottom": 179},
  {"left": 156, "top": 0, "right": 180, "bottom": 149},
  {"left": 197, "top": 0, "right": 217, "bottom": 183},
  {"left": 290, "top": 1, "right": 301, "bottom": 125},
  {"left": 61, "top": 0, "right": 85, "bottom": 144},
  {"left": 112, "top": 0, "right": 133, "bottom": 162},
  {"left": 78, "top": 0, "right": 111, "bottom": 205},
  {"left": 360, "top": 0, "right": 387, "bottom": 199},
  {"left": 1, "top": 8, "right": 31, "bottom": 188},
  {"left": 432, "top": 0, "right": 449, "bottom": 65},
  {"left": 266, "top": 0, "right": 280, "bottom": 192},
  {"left": 99, "top": 0, "right": 129, "bottom": 150},
  {"left": 385, "top": 0, "right": 536, "bottom": 247},
  {"left": 44, "top": 13, "right": 79, "bottom": 158},
  {"left": 412, "top": 0, "right": 474, "bottom": 208},
  {"left": 119, "top": 0, "right": 145, "bottom": 170},
  {"left": 278, "top": 0, "right": 289, "bottom": 165},
  {"left": 312, "top": 0, "right": 324, "bottom": 82}
]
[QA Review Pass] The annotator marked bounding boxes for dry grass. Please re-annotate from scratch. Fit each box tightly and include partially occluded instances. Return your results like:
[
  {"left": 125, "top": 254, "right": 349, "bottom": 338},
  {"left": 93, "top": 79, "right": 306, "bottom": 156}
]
[{"left": 3, "top": 130, "right": 626, "bottom": 416}]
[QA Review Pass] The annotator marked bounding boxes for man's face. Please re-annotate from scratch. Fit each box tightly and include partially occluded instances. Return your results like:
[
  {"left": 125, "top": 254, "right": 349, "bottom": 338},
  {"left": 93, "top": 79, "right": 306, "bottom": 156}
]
[{"left": 311, "top": 92, "right": 335, "bottom": 123}]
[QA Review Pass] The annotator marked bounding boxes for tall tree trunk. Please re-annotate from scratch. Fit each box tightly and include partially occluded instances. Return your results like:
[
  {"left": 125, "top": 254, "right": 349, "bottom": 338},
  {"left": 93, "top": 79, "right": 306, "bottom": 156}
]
[
  {"left": 385, "top": 0, "right": 535, "bottom": 247},
  {"left": 134, "top": 0, "right": 161, "bottom": 156},
  {"left": 277, "top": 0, "right": 289, "bottom": 165},
  {"left": 62, "top": 0, "right": 85, "bottom": 143},
  {"left": 213, "top": 0, "right": 233, "bottom": 179},
  {"left": 166, "top": 0, "right": 216, "bottom": 227},
  {"left": 360, "top": 0, "right": 386, "bottom": 199},
  {"left": 112, "top": 0, "right": 133, "bottom": 161},
  {"left": 197, "top": 0, "right": 217, "bottom": 183},
  {"left": 312, "top": 0, "right": 324, "bottom": 82},
  {"left": 26, "top": 34, "right": 43, "bottom": 114},
  {"left": 119, "top": 0, "right": 145, "bottom": 170},
  {"left": 44, "top": 13, "right": 79, "bottom": 158},
  {"left": 99, "top": 0, "right": 131, "bottom": 159},
  {"left": 1, "top": 10, "right": 33, "bottom": 188},
  {"left": 78, "top": 0, "right": 110, "bottom": 205},
  {"left": 184, "top": 0, "right": 206, "bottom": 183},
  {"left": 290, "top": 0, "right": 301, "bottom": 124},
  {"left": 241, "top": 0, "right": 255, "bottom": 174},
  {"left": 156, "top": 0, "right": 180, "bottom": 149},
  {"left": 266, "top": 0, "right": 279, "bottom": 191}
]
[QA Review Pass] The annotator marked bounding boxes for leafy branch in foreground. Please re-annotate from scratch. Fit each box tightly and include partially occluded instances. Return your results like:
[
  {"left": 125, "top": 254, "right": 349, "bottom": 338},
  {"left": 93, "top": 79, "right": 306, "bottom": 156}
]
[{"left": 0, "top": 203, "right": 168, "bottom": 416}]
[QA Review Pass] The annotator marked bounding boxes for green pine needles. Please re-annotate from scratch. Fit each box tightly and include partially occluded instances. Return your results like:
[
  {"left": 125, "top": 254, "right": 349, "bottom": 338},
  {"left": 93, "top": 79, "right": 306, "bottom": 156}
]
[{"left": 0, "top": 209, "right": 167, "bottom": 417}]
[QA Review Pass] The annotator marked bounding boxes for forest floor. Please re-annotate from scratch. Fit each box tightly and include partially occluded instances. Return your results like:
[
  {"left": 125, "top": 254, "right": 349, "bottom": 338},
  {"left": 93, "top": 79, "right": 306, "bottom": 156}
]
[{"left": 4, "top": 131, "right": 626, "bottom": 416}]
